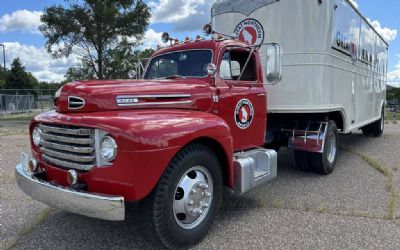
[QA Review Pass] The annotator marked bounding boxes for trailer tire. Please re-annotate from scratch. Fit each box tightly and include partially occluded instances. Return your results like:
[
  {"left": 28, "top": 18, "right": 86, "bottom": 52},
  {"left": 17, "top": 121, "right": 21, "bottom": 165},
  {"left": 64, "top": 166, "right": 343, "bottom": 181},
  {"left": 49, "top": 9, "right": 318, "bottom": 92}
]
[
  {"left": 310, "top": 120, "right": 338, "bottom": 175},
  {"left": 371, "top": 107, "right": 385, "bottom": 137},
  {"left": 361, "top": 107, "right": 384, "bottom": 137},
  {"left": 294, "top": 151, "right": 312, "bottom": 172},
  {"left": 139, "top": 144, "right": 222, "bottom": 249}
]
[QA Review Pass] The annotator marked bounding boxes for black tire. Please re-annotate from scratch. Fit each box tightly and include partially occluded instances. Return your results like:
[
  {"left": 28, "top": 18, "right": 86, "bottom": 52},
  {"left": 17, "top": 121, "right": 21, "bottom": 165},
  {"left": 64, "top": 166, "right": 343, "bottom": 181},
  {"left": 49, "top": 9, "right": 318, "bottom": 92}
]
[
  {"left": 294, "top": 150, "right": 312, "bottom": 172},
  {"left": 361, "top": 107, "right": 385, "bottom": 137},
  {"left": 371, "top": 108, "right": 385, "bottom": 137},
  {"left": 139, "top": 144, "right": 223, "bottom": 249},
  {"left": 310, "top": 120, "right": 338, "bottom": 175}
]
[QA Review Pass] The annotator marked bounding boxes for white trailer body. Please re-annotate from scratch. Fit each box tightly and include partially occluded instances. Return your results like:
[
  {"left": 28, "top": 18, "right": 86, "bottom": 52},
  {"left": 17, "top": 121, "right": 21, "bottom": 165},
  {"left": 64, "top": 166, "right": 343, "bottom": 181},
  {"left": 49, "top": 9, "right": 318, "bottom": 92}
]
[{"left": 211, "top": 0, "right": 388, "bottom": 133}]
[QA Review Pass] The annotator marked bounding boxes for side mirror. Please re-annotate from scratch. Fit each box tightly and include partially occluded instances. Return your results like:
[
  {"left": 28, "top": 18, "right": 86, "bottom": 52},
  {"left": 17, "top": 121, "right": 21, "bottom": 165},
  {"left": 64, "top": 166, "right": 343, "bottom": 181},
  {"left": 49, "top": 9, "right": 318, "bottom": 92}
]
[
  {"left": 263, "top": 43, "right": 282, "bottom": 85},
  {"left": 128, "top": 70, "right": 137, "bottom": 79},
  {"left": 206, "top": 63, "right": 217, "bottom": 76}
]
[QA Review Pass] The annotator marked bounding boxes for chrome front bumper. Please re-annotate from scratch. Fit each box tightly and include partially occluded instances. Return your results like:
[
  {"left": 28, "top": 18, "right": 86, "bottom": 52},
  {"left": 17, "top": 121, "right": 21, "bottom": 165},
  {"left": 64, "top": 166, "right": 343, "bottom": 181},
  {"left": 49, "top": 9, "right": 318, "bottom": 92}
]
[{"left": 15, "top": 164, "right": 125, "bottom": 221}]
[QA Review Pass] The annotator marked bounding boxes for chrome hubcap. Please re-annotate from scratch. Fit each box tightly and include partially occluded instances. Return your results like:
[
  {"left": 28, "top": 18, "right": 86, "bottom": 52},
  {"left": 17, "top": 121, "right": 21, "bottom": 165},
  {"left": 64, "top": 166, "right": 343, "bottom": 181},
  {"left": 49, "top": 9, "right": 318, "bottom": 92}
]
[
  {"left": 173, "top": 166, "right": 213, "bottom": 229},
  {"left": 326, "top": 132, "right": 337, "bottom": 164}
]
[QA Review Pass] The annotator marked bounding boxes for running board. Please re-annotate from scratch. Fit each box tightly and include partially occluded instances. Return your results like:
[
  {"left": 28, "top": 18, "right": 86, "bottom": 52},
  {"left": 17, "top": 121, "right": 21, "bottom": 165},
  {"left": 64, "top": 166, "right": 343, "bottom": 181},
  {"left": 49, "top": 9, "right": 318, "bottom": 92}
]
[{"left": 233, "top": 148, "right": 277, "bottom": 195}]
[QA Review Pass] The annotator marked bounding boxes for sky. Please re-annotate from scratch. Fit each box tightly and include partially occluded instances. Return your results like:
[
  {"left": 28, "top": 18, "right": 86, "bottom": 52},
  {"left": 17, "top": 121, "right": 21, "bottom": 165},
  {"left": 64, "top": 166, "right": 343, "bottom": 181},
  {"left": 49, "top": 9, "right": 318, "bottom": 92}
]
[{"left": 0, "top": 0, "right": 399, "bottom": 86}]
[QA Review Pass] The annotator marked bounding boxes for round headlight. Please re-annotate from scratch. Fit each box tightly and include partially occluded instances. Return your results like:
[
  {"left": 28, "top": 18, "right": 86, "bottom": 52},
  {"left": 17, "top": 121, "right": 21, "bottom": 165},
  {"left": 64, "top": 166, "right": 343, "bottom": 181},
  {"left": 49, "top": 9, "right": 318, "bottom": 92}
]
[
  {"left": 100, "top": 136, "right": 117, "bottom": 161},
  {"left": 32, "top": 127, "right": 42, "bottom": 147}
]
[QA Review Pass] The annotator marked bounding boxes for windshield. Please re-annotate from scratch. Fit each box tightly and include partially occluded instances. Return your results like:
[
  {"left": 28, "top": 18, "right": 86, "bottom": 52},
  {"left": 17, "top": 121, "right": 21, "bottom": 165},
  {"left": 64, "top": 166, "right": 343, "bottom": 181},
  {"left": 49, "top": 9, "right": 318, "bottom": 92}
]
[{"left": 144, "top": 50, "right": 212, "bottom": 79}]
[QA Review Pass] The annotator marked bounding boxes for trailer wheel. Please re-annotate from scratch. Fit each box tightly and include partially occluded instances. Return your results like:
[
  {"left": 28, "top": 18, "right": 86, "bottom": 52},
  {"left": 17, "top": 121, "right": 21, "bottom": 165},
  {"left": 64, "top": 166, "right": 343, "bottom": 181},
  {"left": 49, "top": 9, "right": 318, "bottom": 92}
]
[
  {"left": 310, "top": 120, "right": 338, "bottom": 175},
  {"left": 371, "top": 107, "right": 385, "bottom": 137},
  {"left": 361, "top": 107, "right": 385, "bottom": 137},
  {"left": 139, "top": 144, "right": 222, "bottom": 249},
  {"left": 294, "top": 151, "right": 311, "bottom": 172}
]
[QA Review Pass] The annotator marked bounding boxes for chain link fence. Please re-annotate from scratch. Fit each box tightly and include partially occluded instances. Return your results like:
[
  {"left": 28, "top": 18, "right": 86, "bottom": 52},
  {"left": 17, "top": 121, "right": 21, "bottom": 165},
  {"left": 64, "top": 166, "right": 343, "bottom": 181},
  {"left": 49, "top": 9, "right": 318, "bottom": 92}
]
[{"left": 0, "top": 89, "right": 58, "bottom": 114}]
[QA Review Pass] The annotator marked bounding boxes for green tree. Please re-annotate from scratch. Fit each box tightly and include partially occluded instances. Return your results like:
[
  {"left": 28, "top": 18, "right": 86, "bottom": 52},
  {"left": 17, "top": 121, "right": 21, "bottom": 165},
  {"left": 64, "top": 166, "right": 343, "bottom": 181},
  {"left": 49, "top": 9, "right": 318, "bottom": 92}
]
[
  {"left": 0, "top": 67, "right": 8, "bottom": 89},
  {"left": 65, "top": 44, "right": 154, "bottom": 81},
  {"left": 5, "top": 58, "right": 38, "bottom": 94},
  {"left": 39, "top": 0, "right": 151, "bottom": 80}
]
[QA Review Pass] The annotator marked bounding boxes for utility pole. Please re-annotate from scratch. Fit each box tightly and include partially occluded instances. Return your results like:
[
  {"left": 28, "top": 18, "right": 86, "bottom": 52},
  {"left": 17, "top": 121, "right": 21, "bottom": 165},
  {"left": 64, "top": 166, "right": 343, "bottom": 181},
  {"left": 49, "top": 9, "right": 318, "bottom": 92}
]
[{"left": 0, "top": 44, "right": 5, "bottom": 70}]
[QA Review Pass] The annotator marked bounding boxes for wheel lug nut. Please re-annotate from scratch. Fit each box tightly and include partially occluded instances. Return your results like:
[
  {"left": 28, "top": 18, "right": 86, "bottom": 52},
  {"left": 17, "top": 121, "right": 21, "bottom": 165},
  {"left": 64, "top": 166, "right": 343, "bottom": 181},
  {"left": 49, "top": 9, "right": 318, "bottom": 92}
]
[
  {"left": 188, "top": 200, "right": 194, "bottom": 205},
  {"left": 198, "top": 183, "right": 208, "bottom": 189},
  {"left": 190, "top": 189, "right": 197, "bottom": 194},
  {"left": 194, "top": 208, "right": 203, "bottom": 215},
  {"left": 201, "top": 201, "right": 209, "bottom": 208},
  {"left": 204, "top": 191, "right": 211, "bottom": 197},
  {"left": 189, "top": 208, "right": 195, "bottom": 214}
]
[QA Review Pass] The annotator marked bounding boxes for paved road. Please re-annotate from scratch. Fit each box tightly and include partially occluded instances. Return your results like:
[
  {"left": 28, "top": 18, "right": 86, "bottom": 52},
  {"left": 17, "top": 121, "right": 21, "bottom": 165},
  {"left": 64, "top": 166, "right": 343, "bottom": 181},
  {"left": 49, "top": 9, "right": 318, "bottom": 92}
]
[{"left": 1, "top": 123, "right": 399, "bottom": 250}]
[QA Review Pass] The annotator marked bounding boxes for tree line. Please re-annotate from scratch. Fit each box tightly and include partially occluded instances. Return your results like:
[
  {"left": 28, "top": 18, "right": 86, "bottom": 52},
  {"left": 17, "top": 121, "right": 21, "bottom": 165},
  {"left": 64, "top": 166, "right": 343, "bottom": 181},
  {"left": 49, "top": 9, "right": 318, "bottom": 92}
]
[{"left": 1, "top": 0, "right": 154, "bottom": 94}]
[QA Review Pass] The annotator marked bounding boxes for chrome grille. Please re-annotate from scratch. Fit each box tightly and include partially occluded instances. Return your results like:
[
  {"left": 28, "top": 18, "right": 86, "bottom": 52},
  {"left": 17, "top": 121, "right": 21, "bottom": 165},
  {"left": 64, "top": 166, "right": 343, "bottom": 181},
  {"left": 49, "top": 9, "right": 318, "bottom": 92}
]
[{"left": 39, "top": 124, "right": 96, "bottom": 171}]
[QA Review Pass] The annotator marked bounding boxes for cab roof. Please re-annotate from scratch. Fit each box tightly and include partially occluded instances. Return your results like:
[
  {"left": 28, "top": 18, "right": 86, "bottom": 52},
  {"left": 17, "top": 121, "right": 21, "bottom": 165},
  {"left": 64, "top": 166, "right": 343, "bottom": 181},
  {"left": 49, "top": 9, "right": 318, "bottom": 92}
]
[{"left": 152, "top": 39, "right": 252, "bottom": 57}]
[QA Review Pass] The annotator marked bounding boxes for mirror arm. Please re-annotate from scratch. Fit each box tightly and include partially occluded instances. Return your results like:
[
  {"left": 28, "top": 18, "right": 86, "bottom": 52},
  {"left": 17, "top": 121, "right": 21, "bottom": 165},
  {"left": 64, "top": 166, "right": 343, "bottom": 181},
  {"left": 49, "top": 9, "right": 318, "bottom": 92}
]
[{"left": 237, "top": 47, "right": 256, "bottom": 81}]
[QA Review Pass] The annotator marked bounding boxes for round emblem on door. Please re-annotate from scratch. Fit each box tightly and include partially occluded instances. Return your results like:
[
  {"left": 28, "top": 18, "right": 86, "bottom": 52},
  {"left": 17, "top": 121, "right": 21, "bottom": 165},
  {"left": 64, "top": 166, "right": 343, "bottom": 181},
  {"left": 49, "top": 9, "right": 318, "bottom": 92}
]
[{"left": 234, "top": 99, "right": 254, "bottom": 129}]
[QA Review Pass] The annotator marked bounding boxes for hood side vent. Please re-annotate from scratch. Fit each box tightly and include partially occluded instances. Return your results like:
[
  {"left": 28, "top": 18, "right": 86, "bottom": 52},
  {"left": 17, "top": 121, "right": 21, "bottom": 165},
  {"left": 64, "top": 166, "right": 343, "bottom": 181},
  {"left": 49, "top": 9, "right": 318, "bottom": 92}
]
[{"left": 68, "top": 96, "right": 85, "bottom": 109}]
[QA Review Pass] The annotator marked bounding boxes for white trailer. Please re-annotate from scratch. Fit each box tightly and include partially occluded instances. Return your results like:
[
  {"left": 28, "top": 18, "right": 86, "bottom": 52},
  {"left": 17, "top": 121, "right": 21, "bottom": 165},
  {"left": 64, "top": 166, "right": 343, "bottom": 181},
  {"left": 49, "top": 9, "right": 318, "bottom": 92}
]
[{"left": 211, "top": 0, "right": 388, "bottom": 134}]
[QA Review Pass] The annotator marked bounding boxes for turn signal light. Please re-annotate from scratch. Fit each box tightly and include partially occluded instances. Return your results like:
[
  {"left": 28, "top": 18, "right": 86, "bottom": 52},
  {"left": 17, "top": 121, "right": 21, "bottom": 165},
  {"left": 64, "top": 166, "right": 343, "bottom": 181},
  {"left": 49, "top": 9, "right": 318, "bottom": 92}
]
[{"left": 67, "top": 170, "right": 78, "bottom": 185}]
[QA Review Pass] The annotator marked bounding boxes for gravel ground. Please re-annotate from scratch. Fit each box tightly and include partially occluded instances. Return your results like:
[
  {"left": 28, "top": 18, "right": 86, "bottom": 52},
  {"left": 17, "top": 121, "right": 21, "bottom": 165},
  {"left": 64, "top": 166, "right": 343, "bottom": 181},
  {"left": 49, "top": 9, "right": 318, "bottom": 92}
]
[
  {"left": 0, "top": 122, "right": 399, "bottom": 249},
  {"left": 341, "top": 124, "right": 400, "bottom": 218}
]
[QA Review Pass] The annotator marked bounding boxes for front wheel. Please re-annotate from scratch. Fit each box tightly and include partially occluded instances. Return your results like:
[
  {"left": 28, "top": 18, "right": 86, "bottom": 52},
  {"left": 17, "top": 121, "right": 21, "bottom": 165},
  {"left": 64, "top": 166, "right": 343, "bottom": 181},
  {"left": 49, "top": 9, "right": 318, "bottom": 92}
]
[
  {"left": 310, "top": 120, "right": 338, "bottom": 175},
  {"left": 140, "top": 144, "right": 223, "bottom": 249}
]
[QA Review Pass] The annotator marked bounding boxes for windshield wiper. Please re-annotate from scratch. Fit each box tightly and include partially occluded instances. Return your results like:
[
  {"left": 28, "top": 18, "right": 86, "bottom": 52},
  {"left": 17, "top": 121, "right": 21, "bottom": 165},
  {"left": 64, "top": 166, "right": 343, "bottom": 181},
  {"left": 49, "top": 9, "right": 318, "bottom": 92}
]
[{"left": 163, "top": 75, "right": 186, "bottom": 79}]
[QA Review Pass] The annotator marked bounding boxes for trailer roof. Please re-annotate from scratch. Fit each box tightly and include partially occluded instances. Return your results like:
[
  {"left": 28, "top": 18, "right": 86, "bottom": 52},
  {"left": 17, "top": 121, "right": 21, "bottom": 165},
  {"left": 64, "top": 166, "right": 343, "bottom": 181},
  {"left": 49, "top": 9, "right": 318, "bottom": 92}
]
[{"left": 211, "top": 0, "right": 388, "bottom": 47}]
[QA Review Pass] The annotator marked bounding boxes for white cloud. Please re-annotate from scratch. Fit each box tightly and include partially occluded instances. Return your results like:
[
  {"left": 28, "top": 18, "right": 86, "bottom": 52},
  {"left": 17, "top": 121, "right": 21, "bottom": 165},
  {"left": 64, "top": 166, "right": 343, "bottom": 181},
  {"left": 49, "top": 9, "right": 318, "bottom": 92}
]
[
  {"left": 142, "top": 29, "right": 163, "bottom": 48},
  {"left": 388, "top": 55, "right": 400, "bottom": 87},
  {"left": 348, "top": 0, "right": 358, "bottom": 9},
  {"left": 3, "top": 42, "right": 77, "bottom": 82},
  {"left": 149, "top": 0, "right": 212, "bottom": 31},
  {"left": 367, "top": 19, "right": 398, "bottom": 43},
  {"left": 0, "top": 10, "right": 42, "bottom": 34}
]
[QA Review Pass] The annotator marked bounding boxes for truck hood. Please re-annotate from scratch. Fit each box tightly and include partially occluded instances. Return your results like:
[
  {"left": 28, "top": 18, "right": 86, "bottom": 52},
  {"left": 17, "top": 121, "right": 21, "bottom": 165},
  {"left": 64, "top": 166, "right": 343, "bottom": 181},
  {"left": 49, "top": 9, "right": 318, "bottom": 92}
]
[{"left": 55, "top": 79, "right": 213, "bottom": 113}]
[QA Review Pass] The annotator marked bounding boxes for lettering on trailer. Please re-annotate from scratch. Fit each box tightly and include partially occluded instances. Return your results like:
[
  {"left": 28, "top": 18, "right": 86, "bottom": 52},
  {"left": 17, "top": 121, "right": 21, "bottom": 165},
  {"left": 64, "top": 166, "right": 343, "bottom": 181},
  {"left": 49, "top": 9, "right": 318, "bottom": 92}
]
[
  {"left": 234, "top": 99, "right": 254, "bottom": 129},
  {"left": 335, "top": 31, "right": 358, "bottom": 63},
  {"left": 234, "top": 19, "right": 265, "bottom": 46}
]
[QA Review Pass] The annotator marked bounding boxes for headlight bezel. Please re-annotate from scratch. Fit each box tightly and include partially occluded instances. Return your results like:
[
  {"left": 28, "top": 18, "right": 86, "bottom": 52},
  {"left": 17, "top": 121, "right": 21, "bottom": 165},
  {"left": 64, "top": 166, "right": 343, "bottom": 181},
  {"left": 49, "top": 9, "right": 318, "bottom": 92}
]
[
  {"left": 100, "top": 135, "right": 118, "bottom": 162},
  {"left": 32, "top": 127, "right": 42, "bottom": 147}
]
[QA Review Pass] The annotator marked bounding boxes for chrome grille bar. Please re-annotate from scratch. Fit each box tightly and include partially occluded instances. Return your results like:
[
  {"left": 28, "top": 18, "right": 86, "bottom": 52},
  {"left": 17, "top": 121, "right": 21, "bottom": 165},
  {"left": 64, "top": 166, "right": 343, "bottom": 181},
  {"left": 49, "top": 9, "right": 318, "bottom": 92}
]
[
  {"left": 41, "top": 141, "right": 93, "bottom": 154},
  {"left": 41, "top": 132, "right": 94, "bottom": 145},
  {"left": 39, "top": 124, "right": 93, "bottom": 136},
  {"left": 42, "top": 155, "right": 95, "bottom": 171},
  {"left": 42, "top": 147, "right": 95, "bottom": 163}
]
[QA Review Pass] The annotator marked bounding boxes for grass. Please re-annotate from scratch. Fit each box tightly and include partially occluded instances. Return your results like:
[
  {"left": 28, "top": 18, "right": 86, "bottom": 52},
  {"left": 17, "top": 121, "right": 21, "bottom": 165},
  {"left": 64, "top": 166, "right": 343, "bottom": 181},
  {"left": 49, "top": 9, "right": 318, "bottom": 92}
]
[
  {"left": 0, "top": 112, "right": 38, "bottom": 122},
  {"left": 341, "top": 145, "right": 398, "bottom": 219},
  {"left": 385, "top": 111, "right": 400, "bottom": 121}
]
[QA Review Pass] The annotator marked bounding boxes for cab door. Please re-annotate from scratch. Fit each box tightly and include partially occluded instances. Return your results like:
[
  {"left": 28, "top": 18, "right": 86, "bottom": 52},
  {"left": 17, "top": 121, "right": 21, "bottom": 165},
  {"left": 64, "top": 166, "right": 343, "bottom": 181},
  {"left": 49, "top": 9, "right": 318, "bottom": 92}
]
[{"left": 212, "top": 47, "right": 266, "bottom": 151}]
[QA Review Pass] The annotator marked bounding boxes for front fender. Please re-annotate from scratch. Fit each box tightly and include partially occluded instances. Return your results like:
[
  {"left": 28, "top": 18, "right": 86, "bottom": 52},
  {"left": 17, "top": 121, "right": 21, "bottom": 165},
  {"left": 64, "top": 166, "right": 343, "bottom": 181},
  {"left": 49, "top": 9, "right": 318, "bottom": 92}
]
[{"left": 33, "top": 110, "right": 233, "bottom": 201}]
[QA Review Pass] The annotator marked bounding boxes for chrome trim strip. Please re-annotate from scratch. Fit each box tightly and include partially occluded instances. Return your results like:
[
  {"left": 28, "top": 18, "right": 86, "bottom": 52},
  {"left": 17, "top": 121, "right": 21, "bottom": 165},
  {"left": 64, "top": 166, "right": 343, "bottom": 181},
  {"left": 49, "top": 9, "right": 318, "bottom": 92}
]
[
  {"left": 39, "top": 124, "right": 93, "bottom": 136},
  {"left": 117, "top": 100, "right": 192, "bottom": 107},
  {"left": 41, "top": 140, "right": 93, "bottom": 154},
  {"left": 42, "top": 155, "right": 95, "bottom": 171},
  {"left": 117, "top": 94, "right": 192, "bottom": 99},
  {"left": 116, "top": 94, "right": 192, "bottom": 107},
  {"left": 15, "top": 164, "right": 124, "bottom": 221},
  {"left": 42, "top": 147, "right": 95, "bottom": 163},
  {"left": 41, "top": 132, "right": 94, "bottom": 145}
]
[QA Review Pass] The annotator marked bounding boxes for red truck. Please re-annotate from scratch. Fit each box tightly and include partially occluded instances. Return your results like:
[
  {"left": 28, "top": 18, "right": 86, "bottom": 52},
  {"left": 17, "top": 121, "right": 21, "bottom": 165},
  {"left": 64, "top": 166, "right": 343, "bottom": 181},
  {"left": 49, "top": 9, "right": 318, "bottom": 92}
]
[
  {"left": 15, "top": 33, "right": 282, "bottom": 248},
  {"left": 15, "top": 16, "right": 384, "bottom": 247}
]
